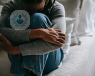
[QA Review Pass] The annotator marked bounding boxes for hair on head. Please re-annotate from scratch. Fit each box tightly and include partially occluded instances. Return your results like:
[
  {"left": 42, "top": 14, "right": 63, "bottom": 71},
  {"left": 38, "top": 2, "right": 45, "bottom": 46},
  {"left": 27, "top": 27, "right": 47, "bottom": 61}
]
[{"left": 22, "top": 0, "right": 46, "bottom": 4}]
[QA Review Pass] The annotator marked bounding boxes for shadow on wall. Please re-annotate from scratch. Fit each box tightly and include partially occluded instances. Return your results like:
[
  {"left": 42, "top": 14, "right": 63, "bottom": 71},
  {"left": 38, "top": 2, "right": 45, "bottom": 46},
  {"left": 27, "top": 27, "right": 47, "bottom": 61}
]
[{"left": 0, "top": 0, "right": 10, "bottom": 5}]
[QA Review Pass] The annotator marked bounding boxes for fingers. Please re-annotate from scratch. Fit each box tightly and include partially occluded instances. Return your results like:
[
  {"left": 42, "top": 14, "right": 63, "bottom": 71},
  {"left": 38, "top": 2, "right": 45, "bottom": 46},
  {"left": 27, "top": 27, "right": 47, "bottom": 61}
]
[
  {"left": 50, "top": 33, "right": 66, "bottom": 46},
  {"left": 0, "top": 33, "right": 7, "bottom": 42},
  {"left": 58, "top": 33, "right": 66, "bottom": 40},
  {"left": 54, "top": 40, "right": 64, "bottom": 46},
  {"left": 54, "top": 29, "right": 61, "bottom": 32},
  {"left": 58, "top": 32, "right": 66, "bottom": 36},
  {"left": 59, "top": 36, "right": 66, "bottom": 41},
  {"left": 52, "top": 37, "right": 65, "bottom": 46},
  {"left": 57, "top": 38, "right": 65, "bottom": 44}
]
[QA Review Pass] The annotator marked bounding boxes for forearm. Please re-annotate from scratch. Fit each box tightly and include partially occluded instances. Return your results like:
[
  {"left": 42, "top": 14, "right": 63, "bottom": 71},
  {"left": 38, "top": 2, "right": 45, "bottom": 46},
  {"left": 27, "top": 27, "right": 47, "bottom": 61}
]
[
  {"left": 0, "top": 13, "right": 32, "bottom": 45},
  {"left": 0, "top": 27, "right": 44, "bottom": 45},
  {"left": 29, "top": 29, "right": 42, "bottom": 40},
  {"left": 9, "top": 46, "right": 21, "bottom": 55},
  {"left": 0, "top": 27, "right": 31, "bottom": 45},
  {"left": 19, "top": 39, "right": 61, "bottom": 56}
]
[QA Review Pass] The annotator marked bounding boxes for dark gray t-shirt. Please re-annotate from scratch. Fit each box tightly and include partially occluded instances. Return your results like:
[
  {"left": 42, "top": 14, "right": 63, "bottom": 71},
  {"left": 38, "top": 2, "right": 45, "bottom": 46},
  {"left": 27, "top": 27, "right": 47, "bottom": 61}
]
[{"left": 0, "top": 0, "right": 66, "bottom": 56}]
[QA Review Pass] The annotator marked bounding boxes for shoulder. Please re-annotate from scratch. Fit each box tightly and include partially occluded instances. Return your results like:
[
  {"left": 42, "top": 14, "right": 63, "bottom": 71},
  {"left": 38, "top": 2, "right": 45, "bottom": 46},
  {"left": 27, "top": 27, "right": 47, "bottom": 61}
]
[
  {"left": 1, "top": 1, "right": 15, "bottom": 14},
  {"left": 1, "top": 0, "right": 23, "bottom": 14},
  {"left": 50, "top": 1, "right": 65, "bottom": 17},
  {"left": 52, "top": 1, "right": 65, "bottom": 11},
  {"left": 3, "top": 1, "right": 15, "bottom": 9}
]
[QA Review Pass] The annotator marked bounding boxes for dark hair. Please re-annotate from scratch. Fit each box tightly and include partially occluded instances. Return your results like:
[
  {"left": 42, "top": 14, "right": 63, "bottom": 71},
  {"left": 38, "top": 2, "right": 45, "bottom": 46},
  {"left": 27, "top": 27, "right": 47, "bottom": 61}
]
[
  {"left": 22, "top": 0, "right": 46, "bottom": 4},
  {"left": 22, "top": 0, "right": 55, "bottom": 17}
]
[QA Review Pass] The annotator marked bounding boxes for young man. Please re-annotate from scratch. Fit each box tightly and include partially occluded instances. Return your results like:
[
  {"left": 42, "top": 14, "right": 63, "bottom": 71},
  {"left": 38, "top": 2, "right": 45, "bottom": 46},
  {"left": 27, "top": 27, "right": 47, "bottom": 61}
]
[{"left": 0, "top": 0, "right": 66, "bottom": 76}]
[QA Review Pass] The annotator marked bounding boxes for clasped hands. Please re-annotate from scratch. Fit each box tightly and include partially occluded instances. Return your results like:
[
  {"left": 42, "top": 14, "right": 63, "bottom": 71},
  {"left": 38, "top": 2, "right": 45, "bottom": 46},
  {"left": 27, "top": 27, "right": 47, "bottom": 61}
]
[
  {"left": 0, "top": 28, "right": 66, "bottom": 55},
  {"left": 40, "top": 28, "right": 66, "bottom": 46}
]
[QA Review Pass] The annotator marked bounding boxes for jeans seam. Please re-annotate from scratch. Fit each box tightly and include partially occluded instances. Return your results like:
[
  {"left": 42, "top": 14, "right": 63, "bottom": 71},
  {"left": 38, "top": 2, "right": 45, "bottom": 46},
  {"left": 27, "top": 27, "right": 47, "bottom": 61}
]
[
  {"left": 31, "top": 56, "right": 39, "bottom": 67},
  {"left": 22, "top": 65, "right": 41, "bottom": 76},
  {"left": 22, "top": 56, "right": 41, "bottom": 76}
]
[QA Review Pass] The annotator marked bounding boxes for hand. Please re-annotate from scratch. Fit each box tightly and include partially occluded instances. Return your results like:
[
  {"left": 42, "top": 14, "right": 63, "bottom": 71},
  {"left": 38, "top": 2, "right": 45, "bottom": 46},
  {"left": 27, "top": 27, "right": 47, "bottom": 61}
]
[
  {"left": 41, "top": 28, "right": 66, "bottom": 46},
  {"left": 0, "top": 34, "right": 20, "bottom": 55}
]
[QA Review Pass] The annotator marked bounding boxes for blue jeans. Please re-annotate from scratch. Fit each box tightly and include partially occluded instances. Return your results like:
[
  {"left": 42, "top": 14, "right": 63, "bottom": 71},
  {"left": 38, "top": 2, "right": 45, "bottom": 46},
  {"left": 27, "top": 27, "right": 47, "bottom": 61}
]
[{"left": 7, "top": 13, "right": 64, "bottom": 76}]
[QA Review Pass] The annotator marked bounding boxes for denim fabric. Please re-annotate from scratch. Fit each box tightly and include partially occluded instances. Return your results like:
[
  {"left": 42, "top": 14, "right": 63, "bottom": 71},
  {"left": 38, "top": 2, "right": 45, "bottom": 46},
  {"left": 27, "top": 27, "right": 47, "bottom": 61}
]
[{"left": 7, "top": 13, "right": 64, "bottom": 76}]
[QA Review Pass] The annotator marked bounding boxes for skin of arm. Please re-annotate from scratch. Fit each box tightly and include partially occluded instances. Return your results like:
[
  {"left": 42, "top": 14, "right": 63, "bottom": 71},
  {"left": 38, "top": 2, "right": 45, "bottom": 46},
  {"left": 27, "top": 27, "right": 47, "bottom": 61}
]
[
  {"left": 0, "top": 1, "right": 66, "bottom": 55},
  {"left": 0, "top": 27, "right": 66, "bottom": 55}
]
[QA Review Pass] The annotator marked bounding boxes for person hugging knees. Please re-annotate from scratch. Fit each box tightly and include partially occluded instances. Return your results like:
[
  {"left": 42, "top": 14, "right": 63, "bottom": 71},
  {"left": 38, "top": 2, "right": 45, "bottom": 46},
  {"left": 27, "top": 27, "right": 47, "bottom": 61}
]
[{"left": 0, "top": 0, "right": 66, "bottom": 76}]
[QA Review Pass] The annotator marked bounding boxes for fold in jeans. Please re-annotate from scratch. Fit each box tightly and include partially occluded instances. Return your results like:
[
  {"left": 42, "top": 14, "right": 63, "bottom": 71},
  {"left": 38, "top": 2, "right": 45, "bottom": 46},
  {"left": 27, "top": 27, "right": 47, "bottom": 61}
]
[{"left": 7, "top": 13, "right": 64, "bottom": 76}]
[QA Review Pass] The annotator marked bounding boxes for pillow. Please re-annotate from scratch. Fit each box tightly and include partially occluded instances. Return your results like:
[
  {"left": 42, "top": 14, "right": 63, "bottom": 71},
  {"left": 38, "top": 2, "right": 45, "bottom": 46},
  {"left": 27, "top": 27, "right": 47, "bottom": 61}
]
[
  {"left": 57, "top": 0, "right": 81, "bottom": 46},
  {"left": 77, "top": 0, "right": 95, "bottom": 36},
  {"left": 62, "top": 17, "right": 75, "bottom": 56}
]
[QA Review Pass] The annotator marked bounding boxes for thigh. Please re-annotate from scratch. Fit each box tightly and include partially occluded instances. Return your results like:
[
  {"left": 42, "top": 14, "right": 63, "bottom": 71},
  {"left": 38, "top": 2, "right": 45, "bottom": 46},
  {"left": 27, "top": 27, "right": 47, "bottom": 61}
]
[{"left": 43, "top": 48, "right": 64, "bottom": 74}]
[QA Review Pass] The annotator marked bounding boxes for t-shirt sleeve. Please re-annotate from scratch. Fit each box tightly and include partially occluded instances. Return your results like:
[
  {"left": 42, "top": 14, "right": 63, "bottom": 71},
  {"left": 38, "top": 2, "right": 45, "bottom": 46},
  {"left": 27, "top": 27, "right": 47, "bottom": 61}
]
[{"left": 50, "top": 1, "right": 66, "bottom": 34}]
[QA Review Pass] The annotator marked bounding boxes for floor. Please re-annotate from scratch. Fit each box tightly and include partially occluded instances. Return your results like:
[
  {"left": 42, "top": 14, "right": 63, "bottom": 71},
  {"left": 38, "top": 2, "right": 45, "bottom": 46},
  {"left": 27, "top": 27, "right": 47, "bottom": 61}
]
[{"left": 0, "top": 49, "right": 14, "bottom": 76}]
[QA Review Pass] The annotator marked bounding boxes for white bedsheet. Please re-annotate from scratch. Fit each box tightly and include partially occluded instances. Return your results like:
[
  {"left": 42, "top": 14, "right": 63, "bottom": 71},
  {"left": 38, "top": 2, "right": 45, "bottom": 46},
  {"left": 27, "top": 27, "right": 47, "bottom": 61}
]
[{"left": 47, "top": 32, "right": 95, "bottom": 76}]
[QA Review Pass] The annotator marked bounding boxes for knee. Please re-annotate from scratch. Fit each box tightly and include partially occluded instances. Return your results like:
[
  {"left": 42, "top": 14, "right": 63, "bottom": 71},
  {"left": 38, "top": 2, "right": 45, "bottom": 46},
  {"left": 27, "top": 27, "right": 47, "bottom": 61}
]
[
  {"left": 29, "top": 13, "right": 52, "bottom": 29},
  {"left": 31, "top": 13, "right": 45, "bottom": 19},
  {"left": 31, "top": 13, "right": 47, "bottom": 21}
]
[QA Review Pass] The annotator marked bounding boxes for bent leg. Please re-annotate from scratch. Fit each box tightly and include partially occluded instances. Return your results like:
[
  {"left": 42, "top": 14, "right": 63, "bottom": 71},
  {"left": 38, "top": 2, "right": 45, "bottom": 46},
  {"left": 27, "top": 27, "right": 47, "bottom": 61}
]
[
  {"left": 7, "top": 13, "right": 64, "bottom": 76},
  {"left": 7, "top": 13, "right": 52, "bottom": 29},
  {"left": 28, "top": 13, "right": 52, "bottom": 29},
  {"left": 43, "top": 48, "right": 64, "bottom": 75}
]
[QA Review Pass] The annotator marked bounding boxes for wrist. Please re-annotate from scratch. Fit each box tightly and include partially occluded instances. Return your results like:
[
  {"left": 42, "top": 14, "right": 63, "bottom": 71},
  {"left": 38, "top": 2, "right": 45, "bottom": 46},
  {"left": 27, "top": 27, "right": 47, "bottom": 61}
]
[
  {"left": 12, "top": 46, "right": 21, "bottom": 55},
  {"left": 29, "top": 29, "right": 43, "bottom": 40}
]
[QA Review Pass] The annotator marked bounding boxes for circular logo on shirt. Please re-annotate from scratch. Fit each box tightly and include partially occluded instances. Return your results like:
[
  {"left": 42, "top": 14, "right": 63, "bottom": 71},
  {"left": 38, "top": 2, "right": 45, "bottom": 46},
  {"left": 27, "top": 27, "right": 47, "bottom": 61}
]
[{"left": 10, "top": 10, "right": 30, "bottom": 30}]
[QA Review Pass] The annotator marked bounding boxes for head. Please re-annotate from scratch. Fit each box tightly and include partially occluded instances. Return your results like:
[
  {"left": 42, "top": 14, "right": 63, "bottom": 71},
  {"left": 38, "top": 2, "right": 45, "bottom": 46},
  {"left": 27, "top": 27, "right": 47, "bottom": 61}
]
[{"left": 22, "top": 0, "right": 49, "bottom": 15}]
